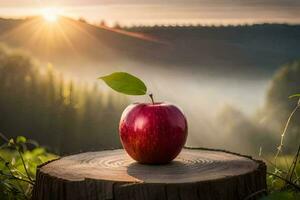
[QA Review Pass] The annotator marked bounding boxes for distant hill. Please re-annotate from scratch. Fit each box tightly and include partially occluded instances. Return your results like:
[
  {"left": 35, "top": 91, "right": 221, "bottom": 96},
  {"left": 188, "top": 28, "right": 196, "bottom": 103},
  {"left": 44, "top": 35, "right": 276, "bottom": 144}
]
[
  {"left": 0, "top": 17, "right": 300, "bottom": 78},
  {"left": 125, "top": 24, "right": 300, "bottom": 76},
  {"left": 0, "top": 17, "right": 161, "bottom": 66}
]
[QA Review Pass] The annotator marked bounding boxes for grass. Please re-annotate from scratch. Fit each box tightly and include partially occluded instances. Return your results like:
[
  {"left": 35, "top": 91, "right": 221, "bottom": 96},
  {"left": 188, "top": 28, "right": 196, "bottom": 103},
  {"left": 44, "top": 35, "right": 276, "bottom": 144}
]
[
  {"left": 0, "top": 135, "right": 58, "bottom": 200},
  {"left": 262, "top": 155, "right": 300, "bottom": 199}
]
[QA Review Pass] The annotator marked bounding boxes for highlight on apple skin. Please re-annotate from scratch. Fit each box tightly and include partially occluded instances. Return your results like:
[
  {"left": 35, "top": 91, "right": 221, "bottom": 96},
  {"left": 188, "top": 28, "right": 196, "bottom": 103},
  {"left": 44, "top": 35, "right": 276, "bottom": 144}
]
[{"left": 119, "top": 102, "right": 188, "bottom": 164}]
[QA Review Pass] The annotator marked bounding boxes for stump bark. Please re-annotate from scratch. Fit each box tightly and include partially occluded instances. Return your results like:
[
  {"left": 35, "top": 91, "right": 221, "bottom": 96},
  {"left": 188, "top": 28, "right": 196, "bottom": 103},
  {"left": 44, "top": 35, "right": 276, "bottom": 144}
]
[{"left": 32, "top": 148, "right": 267, "bottom": 200}]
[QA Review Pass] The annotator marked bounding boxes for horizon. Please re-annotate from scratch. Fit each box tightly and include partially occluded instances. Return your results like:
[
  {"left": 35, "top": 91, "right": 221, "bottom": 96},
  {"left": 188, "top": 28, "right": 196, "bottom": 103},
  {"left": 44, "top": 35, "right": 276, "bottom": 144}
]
[
  {"left": 1, "top": 15, "right": 300, "bottom": 28},
  {"left": 0, "top": 0, "right": 300, "bottom": 26}
]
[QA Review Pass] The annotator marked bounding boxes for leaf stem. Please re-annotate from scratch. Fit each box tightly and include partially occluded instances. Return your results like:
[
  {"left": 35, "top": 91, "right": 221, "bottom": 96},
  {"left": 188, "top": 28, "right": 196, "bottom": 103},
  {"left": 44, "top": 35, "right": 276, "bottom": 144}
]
[
  {"left": 18, "top": 150, "right": 33, "bottom": 182},
  {"left": 287, "top": 144, "right": 300, "bottom": 181},
  {"left": 267, "top": 172, "right": 300, "bottom": 191},
  {"left": 149, "top": 93, "right": 155, "bottom": 104},
  {"left": 1, "top": 173, "right": 35, "bottom": 185},
  {"left": 5, "top": 162, "right": 30, "bottom": 199},
  {"left": 274, "top": 103, "right": 300, "bottom": 164}
]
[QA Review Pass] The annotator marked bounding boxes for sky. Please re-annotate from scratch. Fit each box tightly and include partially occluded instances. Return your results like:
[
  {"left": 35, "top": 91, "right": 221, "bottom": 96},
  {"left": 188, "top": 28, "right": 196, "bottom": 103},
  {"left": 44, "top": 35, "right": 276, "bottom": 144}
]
[{"left": 0, "top": 0, "right": 300, "bottom": 26}]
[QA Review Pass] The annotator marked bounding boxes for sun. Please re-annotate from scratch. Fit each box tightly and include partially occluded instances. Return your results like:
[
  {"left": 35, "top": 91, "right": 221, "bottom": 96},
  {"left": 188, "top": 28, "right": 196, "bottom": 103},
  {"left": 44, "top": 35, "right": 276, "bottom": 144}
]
[{"left": 41, "top": 8, "right": 61, "bottom": 22}]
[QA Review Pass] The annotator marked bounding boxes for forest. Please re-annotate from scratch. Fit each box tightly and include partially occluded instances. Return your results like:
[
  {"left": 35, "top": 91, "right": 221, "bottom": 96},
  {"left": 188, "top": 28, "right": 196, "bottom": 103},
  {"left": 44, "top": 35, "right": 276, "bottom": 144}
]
[{"left": 0, "top": 44, "right": 127, "bottom": 154}]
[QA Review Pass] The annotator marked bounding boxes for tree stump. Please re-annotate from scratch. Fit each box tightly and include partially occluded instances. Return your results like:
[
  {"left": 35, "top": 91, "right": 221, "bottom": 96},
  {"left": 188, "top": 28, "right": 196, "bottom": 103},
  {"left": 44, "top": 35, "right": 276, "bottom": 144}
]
[{"left": 32, "top": 148, "right": 267, "bottom": 200}]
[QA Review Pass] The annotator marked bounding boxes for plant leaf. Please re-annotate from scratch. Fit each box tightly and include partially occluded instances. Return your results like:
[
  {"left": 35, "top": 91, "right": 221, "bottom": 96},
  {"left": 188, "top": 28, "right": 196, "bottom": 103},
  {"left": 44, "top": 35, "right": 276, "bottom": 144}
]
[
  {"left": 98, "top": 72, "right": 147, "bottom": 95},
  {"left": 259, "top": 191, "right": 298, "bottom": 200},
  {"left": 289, "top": 94, "right": 300, "bottom": 99},
  {"left": 8, "top": 139, "right": 14, "bottom": 147},
  {"left": 16, "top": 136, "right": 26, "bottom": 144}
]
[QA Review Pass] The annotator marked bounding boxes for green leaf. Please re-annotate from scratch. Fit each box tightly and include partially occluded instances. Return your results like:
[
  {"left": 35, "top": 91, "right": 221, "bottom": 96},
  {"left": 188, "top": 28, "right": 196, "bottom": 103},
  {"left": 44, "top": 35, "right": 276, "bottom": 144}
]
[
  {"left": 289, "top": 94, "right": 300, "bottom": 98},
  {"left": 259, "top": 191, "right": 299, "bottom": 200},
  {"left": 16, "top": 136, "right": 26, "bottom": 144},
  {"left": 98, "top": 72, "right": 147, "bottom": 95},
  {"left": 8, "top": 139, "right": 14, "bottom": 147}
]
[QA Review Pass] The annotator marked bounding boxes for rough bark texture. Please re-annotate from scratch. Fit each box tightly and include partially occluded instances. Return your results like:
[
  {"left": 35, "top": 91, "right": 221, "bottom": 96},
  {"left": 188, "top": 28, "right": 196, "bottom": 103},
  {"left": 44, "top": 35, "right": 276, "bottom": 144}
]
[{"left": 32, "top": 148, "right": 267, "bottom": 200}]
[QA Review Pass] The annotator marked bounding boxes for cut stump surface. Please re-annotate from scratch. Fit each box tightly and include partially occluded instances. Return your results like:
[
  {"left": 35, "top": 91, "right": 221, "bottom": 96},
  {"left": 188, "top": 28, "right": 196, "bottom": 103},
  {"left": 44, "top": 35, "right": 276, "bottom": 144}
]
[{"left": 33, "top": 148, "right": 267, "bottom": 200}]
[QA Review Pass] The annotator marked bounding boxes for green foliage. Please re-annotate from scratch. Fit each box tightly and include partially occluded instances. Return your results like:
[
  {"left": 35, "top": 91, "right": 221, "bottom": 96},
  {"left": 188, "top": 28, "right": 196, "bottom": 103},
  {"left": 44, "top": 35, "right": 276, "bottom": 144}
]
[
  {"left": 260, "top": 191, "right": 300, "bottom": 200},
  {"left": 0, "top": 45, "right": 128, "bottom": 154},
  {"left": 266, "top": 155, "right": 300, "bottom": 191},
  {"left": 99, "top": 72, "right": 147, "bottom": 95},
  {"left": 289, "top": 94, "right": 300, "bottom": 99},
  {"left": 0, "top": 134, "right": 57, "bottom": 200},
  {"left": 16, "top": 137, "right": 26, "bottom": 144}
]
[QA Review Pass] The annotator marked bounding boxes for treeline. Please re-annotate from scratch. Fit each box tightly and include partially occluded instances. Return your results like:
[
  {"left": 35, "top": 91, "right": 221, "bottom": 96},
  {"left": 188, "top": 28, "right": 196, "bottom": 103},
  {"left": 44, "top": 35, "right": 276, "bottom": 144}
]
[
  {"left": 216, "top": 61, "right": 300, "bottom": 154},
  {"left": 90, "top": 18, "right": 297, "bottom": 30},
  {"left": 261, "top": 60, "right": 300, "bottom": 153},
  {"left": 122, "top": 23, "right": 299, "bottom": 32},
  {"left": 0, "top": 45, "right": 128, "bottom": 154}
]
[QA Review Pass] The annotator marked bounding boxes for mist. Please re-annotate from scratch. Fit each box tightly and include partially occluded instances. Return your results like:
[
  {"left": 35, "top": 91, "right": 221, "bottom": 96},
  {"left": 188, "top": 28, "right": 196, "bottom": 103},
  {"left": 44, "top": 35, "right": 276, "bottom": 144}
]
[{"left": 1, "top": 17, "right": 300, "bottom": 156}]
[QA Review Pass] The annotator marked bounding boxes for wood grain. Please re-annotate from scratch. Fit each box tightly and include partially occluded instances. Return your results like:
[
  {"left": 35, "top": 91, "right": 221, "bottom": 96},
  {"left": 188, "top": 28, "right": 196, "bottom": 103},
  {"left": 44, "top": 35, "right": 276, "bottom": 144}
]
[{"left": 33, "top": 148, "right": 267, "bottom": 200}]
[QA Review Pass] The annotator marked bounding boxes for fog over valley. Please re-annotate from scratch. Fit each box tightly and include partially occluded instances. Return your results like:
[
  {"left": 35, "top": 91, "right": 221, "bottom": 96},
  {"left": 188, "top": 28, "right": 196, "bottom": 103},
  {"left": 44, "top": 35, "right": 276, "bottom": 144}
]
[{"left": 1, "top": 17, "right": 300, "bottom": 154}]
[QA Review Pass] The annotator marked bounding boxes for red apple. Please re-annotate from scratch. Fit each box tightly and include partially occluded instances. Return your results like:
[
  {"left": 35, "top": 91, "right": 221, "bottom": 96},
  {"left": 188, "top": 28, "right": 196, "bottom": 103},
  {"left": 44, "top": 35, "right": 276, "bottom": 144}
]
[{"left": 119, "top": 102, "right": 188, "bottom": 164}]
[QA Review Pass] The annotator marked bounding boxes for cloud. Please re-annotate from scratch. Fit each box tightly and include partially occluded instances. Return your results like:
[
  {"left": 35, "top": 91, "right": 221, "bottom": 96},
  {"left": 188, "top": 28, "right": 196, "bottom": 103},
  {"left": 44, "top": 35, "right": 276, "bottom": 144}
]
[
  {"left": 1, "top": 0, "right": 300, "bottom": 7},
  {"left": 0, "top": 0, "right": 299, "bottom": 24}
]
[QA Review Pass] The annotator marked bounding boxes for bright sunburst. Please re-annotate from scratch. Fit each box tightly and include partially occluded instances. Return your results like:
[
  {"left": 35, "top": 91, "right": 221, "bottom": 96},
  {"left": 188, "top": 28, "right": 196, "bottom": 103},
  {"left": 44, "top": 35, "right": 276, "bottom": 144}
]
[{"left": 41, "top": 8, "right": 61, "bottom": 22}]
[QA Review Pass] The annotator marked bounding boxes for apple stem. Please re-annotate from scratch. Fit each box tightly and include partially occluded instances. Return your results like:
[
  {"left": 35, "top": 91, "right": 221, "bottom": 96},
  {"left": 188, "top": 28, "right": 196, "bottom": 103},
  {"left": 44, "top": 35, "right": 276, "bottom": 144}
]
[{"left": 149, "top": 93, "right": 155, "bottom": 104}]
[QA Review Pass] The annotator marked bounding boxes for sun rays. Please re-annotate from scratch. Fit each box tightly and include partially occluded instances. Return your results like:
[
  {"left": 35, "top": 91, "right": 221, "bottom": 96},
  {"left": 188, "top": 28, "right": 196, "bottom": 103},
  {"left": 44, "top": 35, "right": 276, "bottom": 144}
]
[
  {"left": 41, "top": 7, "right": 62, "bottom": 23},
  {"left": 0, "top": 6, "right": 167, "bottom": 65},
  {"left": 0, "top": 17, "right": 79, "bottom": 59}
]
